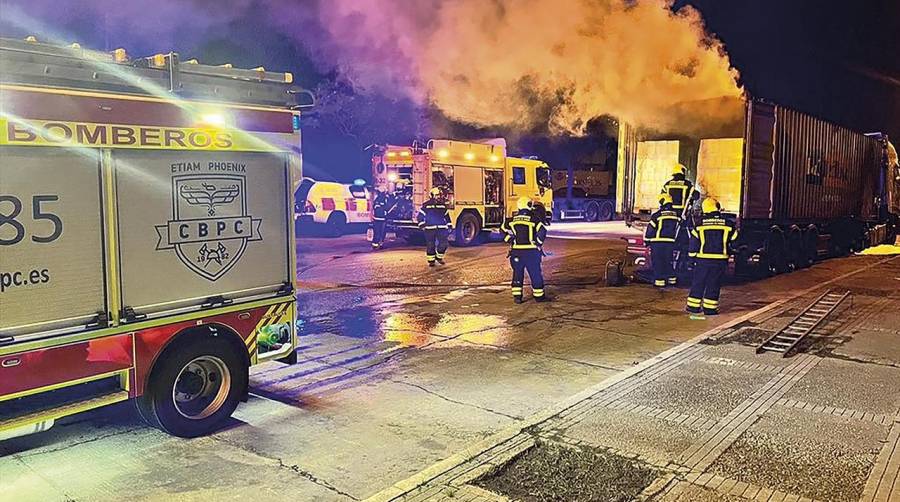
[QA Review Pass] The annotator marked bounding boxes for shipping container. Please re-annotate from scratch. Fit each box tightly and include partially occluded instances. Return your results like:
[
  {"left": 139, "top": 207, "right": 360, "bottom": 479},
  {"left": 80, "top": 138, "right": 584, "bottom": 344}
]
[{"left": 618, "top": 98, "right": 898, "bottom": 279}]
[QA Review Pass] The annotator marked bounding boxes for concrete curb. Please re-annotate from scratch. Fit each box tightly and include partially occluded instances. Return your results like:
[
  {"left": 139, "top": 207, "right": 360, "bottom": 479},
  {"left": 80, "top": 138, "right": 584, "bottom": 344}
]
[{"left": 364, "top": 255, "right": 900, "bottom": 502}]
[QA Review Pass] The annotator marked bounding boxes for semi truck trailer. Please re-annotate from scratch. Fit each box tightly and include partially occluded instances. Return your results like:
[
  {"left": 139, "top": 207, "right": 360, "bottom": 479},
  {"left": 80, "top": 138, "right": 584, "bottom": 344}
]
[
  {"left": 618, "top": 98, "right": 899, "bottom": 279},
  {"left": 551, "top": 168, "right": 616, "bottom": 222},
  {"left": 0, "top": 37, "right": 311, "bottom": 440}
]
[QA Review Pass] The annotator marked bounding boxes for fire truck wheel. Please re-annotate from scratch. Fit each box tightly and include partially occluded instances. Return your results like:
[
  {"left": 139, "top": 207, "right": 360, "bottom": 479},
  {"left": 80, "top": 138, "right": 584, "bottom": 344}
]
[
  {"left": 454, "top": 212, "right": 481, "bottom": 247},
  {"left": 137, "top": 335, "right": 247, "bottom": 438}
]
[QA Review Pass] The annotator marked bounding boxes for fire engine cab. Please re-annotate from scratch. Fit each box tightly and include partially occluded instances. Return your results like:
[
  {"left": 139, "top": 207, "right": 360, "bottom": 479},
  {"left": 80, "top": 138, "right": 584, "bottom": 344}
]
[
  {"left": 371, "top": 139, "right": 553, "bottom": 246},
  {"left": 0, "top": 37, "right": 312, "bottom": 439}
]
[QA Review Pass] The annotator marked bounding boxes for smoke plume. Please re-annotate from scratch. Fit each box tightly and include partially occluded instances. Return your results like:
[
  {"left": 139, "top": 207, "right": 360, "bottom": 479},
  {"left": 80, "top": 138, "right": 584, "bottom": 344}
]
[
  {"left": 311, "top": 0, "right": 743, "bottom": 135},
  {"left": 3, "top": 0, "right": 743, "bottom": 135}
]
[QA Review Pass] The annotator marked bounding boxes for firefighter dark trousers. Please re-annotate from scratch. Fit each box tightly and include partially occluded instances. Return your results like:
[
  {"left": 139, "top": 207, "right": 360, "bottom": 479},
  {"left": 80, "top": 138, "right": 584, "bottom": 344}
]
[
  {"left": 687, "top": 258, "right": 727, "bottom": 315},
  {"left": 510, "top": 249, "right": 544, "bottom": 299},
  {"left": 650, "top": 242, "right": 676, "bottom": 287},
  {"left": 372, "top": 219, "right": 386, "bottom": 247},
  {"left": 424, "top": 228, "right": 449, "bottom": 263}
]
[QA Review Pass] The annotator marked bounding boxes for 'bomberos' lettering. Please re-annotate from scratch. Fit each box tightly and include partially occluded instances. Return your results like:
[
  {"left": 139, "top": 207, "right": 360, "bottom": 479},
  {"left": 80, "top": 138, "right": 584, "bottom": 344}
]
[{"left": 2, "top": 119, "right": 235, "bottom": 150}]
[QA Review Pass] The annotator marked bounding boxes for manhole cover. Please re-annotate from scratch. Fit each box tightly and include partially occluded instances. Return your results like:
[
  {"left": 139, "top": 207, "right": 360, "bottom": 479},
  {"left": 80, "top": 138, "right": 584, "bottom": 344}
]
[{"left": 475, "top": 440, "right": 656, "bottom": 502}]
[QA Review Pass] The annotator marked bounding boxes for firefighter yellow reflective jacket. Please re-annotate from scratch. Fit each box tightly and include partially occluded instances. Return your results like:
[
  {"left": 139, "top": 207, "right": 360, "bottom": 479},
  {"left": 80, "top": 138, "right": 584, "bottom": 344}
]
[
  {"left": 502, "top": 209, "right": 546, "bottom": 250},
  {"left": 645, "top": 206, "right": 681, "bottom": 243},
  {"left": 689, "top": 213, "right": 738, "bottom": 259}
]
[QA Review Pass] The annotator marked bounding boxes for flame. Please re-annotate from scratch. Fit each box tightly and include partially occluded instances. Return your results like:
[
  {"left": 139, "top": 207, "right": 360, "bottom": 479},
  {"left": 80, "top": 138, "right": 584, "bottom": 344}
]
[{"left": 315, "top": 0, "right": 742, "bottom": 135}]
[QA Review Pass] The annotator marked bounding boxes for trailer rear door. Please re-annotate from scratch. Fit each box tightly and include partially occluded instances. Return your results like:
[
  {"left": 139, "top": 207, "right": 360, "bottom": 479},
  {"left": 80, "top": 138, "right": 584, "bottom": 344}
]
[
  {"left": 114, "top": 150, "right": 291, "bottom": 318},
  {"left": 633, "top": 141, "right": 680, "bottom": 214},
  {"left": 0, "top": 147, "right": 107, "bottom": 338},
  {"left": 697, "top": 138, "right": 744, "bottom": 215}
]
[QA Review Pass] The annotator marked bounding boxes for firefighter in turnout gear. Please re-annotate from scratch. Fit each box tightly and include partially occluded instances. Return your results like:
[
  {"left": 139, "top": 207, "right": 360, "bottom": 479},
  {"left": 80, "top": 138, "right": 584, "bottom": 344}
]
[
  {"left": 662, "top": 164, "right": 696, "bottom": 214},
  {"left": 371, "top": 189, "right": 388, "bottom": 250},
  {"left": 417, "top": 187, "right": 451, "bottom": 266},
  {"left": 686, "top": 198, "right": 738, "bottom": 316},
  {"left": 645, "top": 193, "right": 680, "bottom": 287},
  {"left": 503, "top": 197, "right": 548, "bottom": 303}
]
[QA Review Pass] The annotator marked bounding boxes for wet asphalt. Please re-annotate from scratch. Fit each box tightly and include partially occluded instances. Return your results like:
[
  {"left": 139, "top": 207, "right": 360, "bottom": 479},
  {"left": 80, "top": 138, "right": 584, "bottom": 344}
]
[{"left": 2, "top": 223, "right": 893, "bottom": 501}]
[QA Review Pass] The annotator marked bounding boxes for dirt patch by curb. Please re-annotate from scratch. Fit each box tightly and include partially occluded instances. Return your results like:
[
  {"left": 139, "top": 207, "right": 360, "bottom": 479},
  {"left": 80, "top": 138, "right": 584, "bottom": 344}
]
[{"left": 475, "top": 440, "right": 656, "bottom": 502}]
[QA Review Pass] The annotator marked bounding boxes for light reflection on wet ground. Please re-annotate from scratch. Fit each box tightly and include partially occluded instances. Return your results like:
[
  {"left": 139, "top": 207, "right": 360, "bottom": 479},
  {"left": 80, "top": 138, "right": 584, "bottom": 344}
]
[{"left": 297, "top": 301, "right": 511, "bottom": 351}]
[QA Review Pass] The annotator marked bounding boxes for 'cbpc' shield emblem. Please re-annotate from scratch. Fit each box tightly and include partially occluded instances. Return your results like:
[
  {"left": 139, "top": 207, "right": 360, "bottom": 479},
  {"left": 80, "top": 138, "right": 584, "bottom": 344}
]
[{"left": 156, "top": 174, "right": 262, "bottom": 281}]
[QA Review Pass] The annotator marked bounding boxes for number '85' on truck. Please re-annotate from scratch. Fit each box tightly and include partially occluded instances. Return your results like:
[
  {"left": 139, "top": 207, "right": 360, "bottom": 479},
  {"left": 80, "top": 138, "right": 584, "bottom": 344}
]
[{"left": 0, "top": 38, "right": 313, "bottom": 439}]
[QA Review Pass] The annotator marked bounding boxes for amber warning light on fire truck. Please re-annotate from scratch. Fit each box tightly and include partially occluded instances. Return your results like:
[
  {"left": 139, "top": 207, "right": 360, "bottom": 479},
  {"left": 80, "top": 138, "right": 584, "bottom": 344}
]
[{"left": 0, "top": 36, "right": 308, "bottom": 441}]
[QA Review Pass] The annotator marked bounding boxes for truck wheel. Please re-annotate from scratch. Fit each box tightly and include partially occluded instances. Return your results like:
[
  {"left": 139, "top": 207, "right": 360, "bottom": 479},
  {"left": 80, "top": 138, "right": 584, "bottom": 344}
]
[
  {"left": 325, "top": 212, "right": 347, "bottom": 237},
  {"left": 454, "top": 212, "right": 481, "bottom": 247},
  {"left": 599, "top": 201, "right": 615, "bottom": 221},
  {"left": 786, "top": 227, "right": 803, "bottom": 271},
  {"left": 584, "top": 202, "right": 600, "bottom": 222},
  {"left": 764, "top": 231, "right": 787, "bottom": 276},
  {"left": 137, "top": 335, "right": 247, "bottom": 438},
  {"left": 802, "top": 226, "right": 819, "bottom": 268}
]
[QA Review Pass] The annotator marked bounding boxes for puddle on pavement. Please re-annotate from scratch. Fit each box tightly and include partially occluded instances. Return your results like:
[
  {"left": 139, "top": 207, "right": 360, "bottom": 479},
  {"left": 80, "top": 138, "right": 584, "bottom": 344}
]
[{"left": 298, "top": 304, "right": 512, "bottom": 349}]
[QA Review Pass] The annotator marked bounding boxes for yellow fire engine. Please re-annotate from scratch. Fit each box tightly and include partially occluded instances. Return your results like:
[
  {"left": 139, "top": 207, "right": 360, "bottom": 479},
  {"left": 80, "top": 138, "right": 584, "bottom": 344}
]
[{"left": 371, "top": 139, "right": 553, "bottom": 246}]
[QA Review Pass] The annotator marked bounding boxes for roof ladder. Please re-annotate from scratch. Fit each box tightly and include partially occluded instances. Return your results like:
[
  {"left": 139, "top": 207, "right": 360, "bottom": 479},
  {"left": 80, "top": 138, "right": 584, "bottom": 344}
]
[{"left": 757, "top": 290, "right": 851, "bottom": 357}]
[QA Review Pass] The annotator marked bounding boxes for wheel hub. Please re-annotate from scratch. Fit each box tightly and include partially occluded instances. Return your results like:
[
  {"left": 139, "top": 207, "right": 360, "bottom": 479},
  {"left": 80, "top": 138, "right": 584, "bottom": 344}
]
[
  {"left": 172, "top": 355, "right": 232, "bottom": 420},
  {"left": 463, "top": 222, "right": 476, "bottom": 239}
]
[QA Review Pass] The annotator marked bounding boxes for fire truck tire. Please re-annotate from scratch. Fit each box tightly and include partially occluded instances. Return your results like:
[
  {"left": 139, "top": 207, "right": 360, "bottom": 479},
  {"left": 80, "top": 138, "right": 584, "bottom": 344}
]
[
  {"left": 454, "top": 212, "right": 482, "bottom": 247},
  {"left": 137, "top": 335, "right": 247, "bottom": 438}
]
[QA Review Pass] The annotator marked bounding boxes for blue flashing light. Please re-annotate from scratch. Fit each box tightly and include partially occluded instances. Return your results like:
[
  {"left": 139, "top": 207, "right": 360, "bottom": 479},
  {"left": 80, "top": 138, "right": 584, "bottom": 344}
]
[
  {"left": 292, "top": 115, "right": 301, "bottom": 130},
  {"left": 353, "top": 178, "right": 366, "bottom": 186}
]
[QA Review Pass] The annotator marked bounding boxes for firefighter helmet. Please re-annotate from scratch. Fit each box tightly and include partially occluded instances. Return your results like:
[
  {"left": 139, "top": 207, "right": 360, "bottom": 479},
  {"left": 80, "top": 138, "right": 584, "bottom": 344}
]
[
  {"left": 658, "top": 192, "right": 673, "bottom": 207},
  {"left": 673, "top": 163, "right": 687, "bottom": 176},
  {"left": 516, "top": 196, "right": 532, "bottom": 210},
  {"left": 429, "top": 187, "right": 442, "bottom": 197},
  {"left": 701, "top": 197, "right": 721, "bottom": 214}
]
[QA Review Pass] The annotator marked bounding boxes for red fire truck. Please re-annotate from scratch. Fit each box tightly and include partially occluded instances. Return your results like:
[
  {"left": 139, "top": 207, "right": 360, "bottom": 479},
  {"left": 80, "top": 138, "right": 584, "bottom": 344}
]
[{"left": 0, "top": 38, "right": 312, "bottom": 439}]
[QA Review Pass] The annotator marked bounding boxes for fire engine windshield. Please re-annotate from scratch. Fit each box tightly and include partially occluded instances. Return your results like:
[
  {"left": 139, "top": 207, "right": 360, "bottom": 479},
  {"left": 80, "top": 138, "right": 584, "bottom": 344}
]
[{"left": 537, "top": 167, "right": 552, "bottom": 189}]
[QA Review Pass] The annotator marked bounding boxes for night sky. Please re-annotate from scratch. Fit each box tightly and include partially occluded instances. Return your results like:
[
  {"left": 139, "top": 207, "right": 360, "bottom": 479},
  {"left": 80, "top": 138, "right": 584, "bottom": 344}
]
[{"left": 1, "top": 0, "right": 898, "bottom": 182}]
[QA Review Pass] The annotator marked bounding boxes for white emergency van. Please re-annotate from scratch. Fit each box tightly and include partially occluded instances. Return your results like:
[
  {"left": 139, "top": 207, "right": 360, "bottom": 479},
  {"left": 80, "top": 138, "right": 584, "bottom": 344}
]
[{"left": 295, "top": 178, "right": 371, "bottom": 236}]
